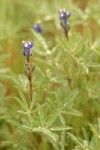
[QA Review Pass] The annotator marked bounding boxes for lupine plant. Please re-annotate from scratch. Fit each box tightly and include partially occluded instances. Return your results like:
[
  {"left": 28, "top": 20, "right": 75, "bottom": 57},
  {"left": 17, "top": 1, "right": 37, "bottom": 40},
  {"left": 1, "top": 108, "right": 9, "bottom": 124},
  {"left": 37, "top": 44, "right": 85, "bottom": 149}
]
[
  {"left": 0, "top": 0, "right": 100, "bottom": 150},
  {"left": 59, "top": 9, "right": 71, "bottom": 40},
  {"left": 21, "top": 41, "right": 34, "bottom": 101}
]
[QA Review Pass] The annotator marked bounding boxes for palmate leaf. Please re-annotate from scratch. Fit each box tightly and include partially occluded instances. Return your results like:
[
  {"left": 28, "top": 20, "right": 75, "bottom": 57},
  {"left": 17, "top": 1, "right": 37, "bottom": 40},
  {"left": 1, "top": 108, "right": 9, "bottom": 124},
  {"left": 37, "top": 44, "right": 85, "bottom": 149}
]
[
  {"left": 47, "top": 89, "right": 79, "bottom": 111},
  {"left": 22, "top": 117, "right": 72, "bottom": 142},
  {"left": 57, "top": 37, "right": 91, "bottom": 74},
  {"left": 57, "top": 37, "right": 77, "bottom": 62},
  {"left": 47, "top": 89, "right": 82, "bottom": 127},
  {"left": 89, "top": 124, "right": 100, "bottom": 150},
  {"left": 67, "top": 121, "right": 100, "bottom": 150},
  {"left": 89, "top": 137, "right": 100, "bottom": 150},
  {"left": 46, "top": 111, "right": 59, "bottom": 128},
  {"left": 22, "top": 125, "right": 59, "bottom": 142},
  {"left": 67, "top": 133, "right": 85, "bottom": 150},
  {"left": 63, "top": 89, "right": 79, "bottom": 107},
  {"left": 89, "top": 124, "right": 100, "bottom": 138},
  {"left": 43, "top": 129, "right": 59, "bottom": 142}
]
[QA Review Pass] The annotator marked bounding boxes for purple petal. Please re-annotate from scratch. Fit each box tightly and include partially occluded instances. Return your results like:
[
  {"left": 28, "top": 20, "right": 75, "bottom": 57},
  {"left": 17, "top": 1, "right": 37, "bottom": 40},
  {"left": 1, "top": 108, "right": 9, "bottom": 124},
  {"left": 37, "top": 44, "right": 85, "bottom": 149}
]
[
  {"left": 24, "top": 43, "right": 29, "bottom": 50},
  {"left": 65, "top": 12, "right": 71, "bottom": 18},
  {"left": 28, "top": 42, "right": 34, "bottom": 49},
  {"left": 64, "top": 20, "right": 69, "bottom": 26},
  {"left": 27, "top": 50, "right": 32, "bottom": 57},
  {"left": 33, "top": 24, "right": 43, "bottom": 33},
  {"left": 21, "top": 50, "right": 26, "bottom": 56}
]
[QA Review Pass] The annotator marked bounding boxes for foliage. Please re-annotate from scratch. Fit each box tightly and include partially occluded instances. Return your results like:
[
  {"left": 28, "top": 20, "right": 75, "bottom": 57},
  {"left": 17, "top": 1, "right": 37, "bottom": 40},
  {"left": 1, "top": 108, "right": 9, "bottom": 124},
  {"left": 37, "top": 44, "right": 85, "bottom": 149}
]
[{"left": 0, "top": 0, "right": 100, "bottom": 149}]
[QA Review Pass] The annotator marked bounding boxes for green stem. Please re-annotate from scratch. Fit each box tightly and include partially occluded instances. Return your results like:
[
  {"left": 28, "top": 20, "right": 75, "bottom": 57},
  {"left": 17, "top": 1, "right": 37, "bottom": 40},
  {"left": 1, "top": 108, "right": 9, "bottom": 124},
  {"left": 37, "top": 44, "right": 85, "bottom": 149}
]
[{"left": 60, "top": 22, "right": 70, "bottom": 41}]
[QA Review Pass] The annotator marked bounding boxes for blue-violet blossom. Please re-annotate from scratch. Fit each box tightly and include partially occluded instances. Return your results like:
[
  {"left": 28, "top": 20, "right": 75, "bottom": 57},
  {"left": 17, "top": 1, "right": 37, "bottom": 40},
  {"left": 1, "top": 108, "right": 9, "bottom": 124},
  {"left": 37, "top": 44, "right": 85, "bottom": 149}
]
[
  {"left": 21, "top": 41, "right": 34, "bottom": 58},
  {"left": 33, "top": 23, "right": 43, "bottom": 33},
  {"left": 59, "top": 9, "right": 71, "bottom": 26}
]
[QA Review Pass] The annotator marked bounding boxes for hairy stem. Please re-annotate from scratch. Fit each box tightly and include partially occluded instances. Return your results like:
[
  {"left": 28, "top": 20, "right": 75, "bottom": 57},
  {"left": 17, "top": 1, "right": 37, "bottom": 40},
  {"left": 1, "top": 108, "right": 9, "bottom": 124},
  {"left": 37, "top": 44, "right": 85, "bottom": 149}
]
[
  {"left": 63, "top": 27, "right": 69, "bottom": 41},
  {"left": 26, "top": 57, "right": 32, "bottom": 101}
]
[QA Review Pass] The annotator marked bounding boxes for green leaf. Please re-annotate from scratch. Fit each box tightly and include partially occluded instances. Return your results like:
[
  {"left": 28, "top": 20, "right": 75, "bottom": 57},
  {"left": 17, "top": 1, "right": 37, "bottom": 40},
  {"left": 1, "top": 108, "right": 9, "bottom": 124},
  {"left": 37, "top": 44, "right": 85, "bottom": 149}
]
[
  {"left": 59, "top": 114, "right": 65, "bottom": 125},
  {"left": 67, "top": 132, "right": 85, "bottom": 150},
  {"left": 37, "top": 104, "right": 45, "bottom": 127},
  {"left": 15, "top": 97, "right": 28, "bottom": 111},
  {"left": 79, "top": 45, "right": 85, "bottom": 57},
  {"left": 31, "top": 65, "right": 36, "bottom": 73},
  {"left": 89, "top": 124, "right": 100, "bottom": 139},
  {"left": 23, "top": 125, "right": 59, "bottom": 142},
  {"left": 50, "top": 126, "right": 72, "bottom": 131},
  {"left": 63, "top": 89, "right": 79, "bottom": 107},
  {"left": 43, "top": 129, "right": 59, "bottom": 142},
  {"left": 29, "top": 93, "right": 37, "bottom": 110},
  {"left": 62, "top": 109, "right": 83, "bottom": 116},
  {"left": 46, "top": 112, "right": 59, "bottom": 128},
  {"left": 19, "top": 74, "right": 28, "bottom": 91},
  {"left": 86, "top": 63, "right": 100, "bottom": 67},
  {"left": 15, "top": 86, "right": 28, "bottom": 109}
]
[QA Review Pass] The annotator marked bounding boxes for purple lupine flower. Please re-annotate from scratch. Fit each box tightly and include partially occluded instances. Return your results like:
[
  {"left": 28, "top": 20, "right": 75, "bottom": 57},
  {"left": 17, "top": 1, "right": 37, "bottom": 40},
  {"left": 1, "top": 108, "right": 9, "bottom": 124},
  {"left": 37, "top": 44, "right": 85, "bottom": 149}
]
[
  {"left": 59, "top": 9, "right": 71, "bottom": 40},
  {"left": 21, "top": 41, "right": 34, "bottom": 58},
  {"left": 59, "top": 9, "right": 71, "bottom": 26},
  {"left": 33, "top": 23, "right": 43, "bottom": 33}
]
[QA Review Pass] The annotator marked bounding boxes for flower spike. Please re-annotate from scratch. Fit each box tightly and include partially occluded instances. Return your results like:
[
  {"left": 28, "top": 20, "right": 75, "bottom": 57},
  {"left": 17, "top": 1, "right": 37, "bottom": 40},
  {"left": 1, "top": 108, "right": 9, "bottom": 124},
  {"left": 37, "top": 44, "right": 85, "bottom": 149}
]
[{"left": 59, "top": 9, "right": 71, "bottom": 40}]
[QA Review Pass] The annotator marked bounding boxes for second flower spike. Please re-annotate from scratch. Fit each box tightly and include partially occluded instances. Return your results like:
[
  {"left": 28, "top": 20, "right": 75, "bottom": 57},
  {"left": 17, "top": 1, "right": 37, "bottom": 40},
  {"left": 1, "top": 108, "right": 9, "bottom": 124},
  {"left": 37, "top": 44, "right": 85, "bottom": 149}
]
[
  {"left": 33, "top": 23, "right": 43, "bottom": 33},
  {"left": 59, "top": 9, "right": 71, "bottom": 40},
  {"left": 59, "top": 9, "right": 71, "bottom": 26}
]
